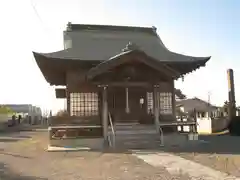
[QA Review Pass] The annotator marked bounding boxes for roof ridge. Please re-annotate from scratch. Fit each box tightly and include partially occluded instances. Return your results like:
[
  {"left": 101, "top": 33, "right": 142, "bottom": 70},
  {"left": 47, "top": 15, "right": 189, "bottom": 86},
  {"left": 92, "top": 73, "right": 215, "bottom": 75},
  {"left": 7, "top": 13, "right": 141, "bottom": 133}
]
[{"left": 66, "top": 22, "right": 157, "bottom": 35}]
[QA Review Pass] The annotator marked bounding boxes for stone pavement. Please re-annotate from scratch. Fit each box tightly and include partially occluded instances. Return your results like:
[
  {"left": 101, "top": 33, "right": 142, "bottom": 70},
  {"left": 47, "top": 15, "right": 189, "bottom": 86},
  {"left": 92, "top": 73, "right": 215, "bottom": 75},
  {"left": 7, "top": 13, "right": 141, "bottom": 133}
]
[{"left": 133, "top": 150, "right": 240, "bottom": 180}]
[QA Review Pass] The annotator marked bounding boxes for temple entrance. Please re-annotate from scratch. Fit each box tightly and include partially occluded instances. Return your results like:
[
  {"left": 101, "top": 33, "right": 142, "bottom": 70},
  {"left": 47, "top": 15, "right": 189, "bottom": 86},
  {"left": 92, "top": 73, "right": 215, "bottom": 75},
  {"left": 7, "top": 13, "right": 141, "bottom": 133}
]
[{"left": 108, "top": 87, "right": 149, "bottom": 123}]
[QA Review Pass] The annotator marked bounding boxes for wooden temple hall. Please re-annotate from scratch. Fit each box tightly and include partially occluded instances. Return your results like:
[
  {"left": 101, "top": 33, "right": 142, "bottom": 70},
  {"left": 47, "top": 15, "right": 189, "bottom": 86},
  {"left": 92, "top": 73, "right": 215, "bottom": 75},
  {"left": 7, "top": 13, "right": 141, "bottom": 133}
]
[{"left": 33, "top": 22, "right": 211, "bottom": 148}]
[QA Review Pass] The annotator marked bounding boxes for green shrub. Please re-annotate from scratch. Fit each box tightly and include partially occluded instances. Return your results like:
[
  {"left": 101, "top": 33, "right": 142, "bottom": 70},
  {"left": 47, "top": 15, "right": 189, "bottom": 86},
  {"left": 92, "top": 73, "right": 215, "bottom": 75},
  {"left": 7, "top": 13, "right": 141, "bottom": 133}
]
[{"left": 0, "top": 106, "right": 14, "bottom": 115}]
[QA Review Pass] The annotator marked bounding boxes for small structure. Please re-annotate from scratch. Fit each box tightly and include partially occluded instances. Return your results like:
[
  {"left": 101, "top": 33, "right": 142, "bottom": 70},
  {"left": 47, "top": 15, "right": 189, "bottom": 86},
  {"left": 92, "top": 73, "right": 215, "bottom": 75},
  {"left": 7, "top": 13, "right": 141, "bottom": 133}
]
[
  {"left": 176, "top": 97, "right": 219, "bottom": 119},
  {"left": 33, "top": 23, "right": 210, "bottom": 149},
  {"left": 176, "top": 98, "right": 230, "bottom": 134}
]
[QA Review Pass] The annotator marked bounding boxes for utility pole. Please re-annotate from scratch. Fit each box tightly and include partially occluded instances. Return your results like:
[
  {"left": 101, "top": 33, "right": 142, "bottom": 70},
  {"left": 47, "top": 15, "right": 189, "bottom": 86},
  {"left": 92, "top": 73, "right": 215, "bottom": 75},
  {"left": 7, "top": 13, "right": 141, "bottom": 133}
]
[
  {"left": 208, "top": 91, "right": 211, "bottom": 119},
  {"left": 227, "top": 69, "right": 236, "bottom": 119}
]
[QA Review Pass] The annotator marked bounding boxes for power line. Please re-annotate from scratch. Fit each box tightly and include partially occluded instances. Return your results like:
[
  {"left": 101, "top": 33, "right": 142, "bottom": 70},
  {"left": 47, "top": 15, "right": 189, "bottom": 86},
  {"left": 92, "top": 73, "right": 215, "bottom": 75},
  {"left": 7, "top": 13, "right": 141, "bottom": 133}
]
[
  {"left": 30, "top": 0, "right": 51, "bottom": 35},
  {"left": 30, "top": 0, "right": 56, "bottom": 113}
]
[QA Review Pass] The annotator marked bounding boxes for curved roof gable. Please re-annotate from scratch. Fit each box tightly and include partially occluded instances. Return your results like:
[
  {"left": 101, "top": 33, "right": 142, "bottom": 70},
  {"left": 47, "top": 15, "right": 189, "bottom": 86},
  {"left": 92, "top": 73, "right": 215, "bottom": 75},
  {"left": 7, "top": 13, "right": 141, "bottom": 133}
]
[
  {"left": 33, "top": 23, "right": 211, "bottom": 85},
  {"left": 33, "top": 23, "right": 210, "bottom": 62}
]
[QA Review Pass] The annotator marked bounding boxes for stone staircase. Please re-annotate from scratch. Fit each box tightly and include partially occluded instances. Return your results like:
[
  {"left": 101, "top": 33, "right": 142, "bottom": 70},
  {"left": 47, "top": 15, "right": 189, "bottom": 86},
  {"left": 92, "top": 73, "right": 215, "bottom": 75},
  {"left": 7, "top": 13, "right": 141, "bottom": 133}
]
[{"left": 111, "top": 122, "right": 161, "bottom": 149}]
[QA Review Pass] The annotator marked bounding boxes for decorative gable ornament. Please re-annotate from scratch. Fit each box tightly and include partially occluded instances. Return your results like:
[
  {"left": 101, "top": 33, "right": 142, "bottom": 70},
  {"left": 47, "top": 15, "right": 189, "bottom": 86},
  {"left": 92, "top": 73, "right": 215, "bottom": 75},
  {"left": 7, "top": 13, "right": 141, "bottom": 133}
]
[
  {"left": 122, "top": 42, "right": 139, "bottom": 52},
  {"left": 181, "top": 75, "right": 184, "bottom": 82}
]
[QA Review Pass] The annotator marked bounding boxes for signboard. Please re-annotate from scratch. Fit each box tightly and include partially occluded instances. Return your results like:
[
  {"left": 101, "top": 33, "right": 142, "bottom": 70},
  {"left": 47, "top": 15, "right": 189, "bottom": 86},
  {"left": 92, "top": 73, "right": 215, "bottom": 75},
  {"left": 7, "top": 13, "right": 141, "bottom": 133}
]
[{"left": 55, "top": 88, "right": 66, "bottom": 98}]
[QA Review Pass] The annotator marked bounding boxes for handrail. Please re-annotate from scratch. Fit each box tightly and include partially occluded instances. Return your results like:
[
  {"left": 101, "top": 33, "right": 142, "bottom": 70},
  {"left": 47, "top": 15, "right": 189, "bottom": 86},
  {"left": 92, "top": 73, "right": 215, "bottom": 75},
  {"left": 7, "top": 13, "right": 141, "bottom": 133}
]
[
  {"left": 157, "top": 116, "right": 200, "bottom": 146},
  {"left": 108, "top": 112, "right": 116, "bottom": 148},
  {"left": 158, "top": 125, "right": 164, "bottom": 146}
]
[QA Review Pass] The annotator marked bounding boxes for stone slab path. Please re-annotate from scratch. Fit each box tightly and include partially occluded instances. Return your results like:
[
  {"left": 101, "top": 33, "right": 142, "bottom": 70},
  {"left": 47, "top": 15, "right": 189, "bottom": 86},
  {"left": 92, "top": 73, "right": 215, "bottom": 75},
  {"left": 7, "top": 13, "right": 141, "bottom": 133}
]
[{"left": 132, "top": 150, "right": 240, "bottom": 180}]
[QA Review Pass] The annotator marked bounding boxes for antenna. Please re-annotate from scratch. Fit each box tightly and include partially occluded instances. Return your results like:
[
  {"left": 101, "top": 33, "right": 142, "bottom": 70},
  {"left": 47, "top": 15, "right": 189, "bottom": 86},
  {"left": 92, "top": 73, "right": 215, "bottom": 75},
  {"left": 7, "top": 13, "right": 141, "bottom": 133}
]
[{"left": 208, "top": 91, "right": 211, "bottom": 105}]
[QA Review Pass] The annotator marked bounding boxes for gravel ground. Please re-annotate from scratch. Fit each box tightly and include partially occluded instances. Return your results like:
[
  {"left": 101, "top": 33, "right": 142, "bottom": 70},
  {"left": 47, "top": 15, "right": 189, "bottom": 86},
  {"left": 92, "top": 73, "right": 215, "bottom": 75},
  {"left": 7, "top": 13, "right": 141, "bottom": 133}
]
[
  {"left": 0, "top": 131, "right": 191, "bottom": 180},
  {"left": 2, "top": 130, "right": 240, "bottom": 179},
  {"left": 162, "top": 135, "right": 240, "bottom": 177}
]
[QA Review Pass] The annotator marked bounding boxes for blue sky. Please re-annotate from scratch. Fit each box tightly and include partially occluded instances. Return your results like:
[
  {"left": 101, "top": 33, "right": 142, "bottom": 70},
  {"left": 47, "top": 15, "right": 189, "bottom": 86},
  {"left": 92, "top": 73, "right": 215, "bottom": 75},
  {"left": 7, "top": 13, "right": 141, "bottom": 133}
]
[{"left": 0, "top": 0, "right": 240, "bottom": 113}]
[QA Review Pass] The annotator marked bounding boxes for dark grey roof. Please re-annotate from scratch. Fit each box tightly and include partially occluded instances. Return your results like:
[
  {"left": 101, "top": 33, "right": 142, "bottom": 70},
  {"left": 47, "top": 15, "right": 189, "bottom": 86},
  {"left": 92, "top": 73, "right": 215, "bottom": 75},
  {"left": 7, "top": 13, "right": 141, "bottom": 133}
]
[
  {"left": 33, "top": 23, "right": 210, "bottom": 63},
  {"left": 33, "top": 23, "right": 211, "bottom": 85},
  {"left": 176, "top": 98, "right": 218, "bottom": 112}
]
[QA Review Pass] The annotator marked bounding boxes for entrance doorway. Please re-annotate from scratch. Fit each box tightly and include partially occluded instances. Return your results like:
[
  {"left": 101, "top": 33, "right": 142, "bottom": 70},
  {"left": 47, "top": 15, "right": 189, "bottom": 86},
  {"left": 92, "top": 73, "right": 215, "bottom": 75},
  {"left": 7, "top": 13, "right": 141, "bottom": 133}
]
[{"left": 108, "top": 87, "right": 148, "bottom": 122}]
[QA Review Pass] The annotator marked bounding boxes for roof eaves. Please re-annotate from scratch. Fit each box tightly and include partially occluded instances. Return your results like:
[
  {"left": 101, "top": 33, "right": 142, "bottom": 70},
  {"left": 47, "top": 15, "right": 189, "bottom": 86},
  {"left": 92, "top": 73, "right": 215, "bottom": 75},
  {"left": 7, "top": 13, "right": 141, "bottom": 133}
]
[{"left": 87, "top": 49, "right": 182, "bottom": 80}]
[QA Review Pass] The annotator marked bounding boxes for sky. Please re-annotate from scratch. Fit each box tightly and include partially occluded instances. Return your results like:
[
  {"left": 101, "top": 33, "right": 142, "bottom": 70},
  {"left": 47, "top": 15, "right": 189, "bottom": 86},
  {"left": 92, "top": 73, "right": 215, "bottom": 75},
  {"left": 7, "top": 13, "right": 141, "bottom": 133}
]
[{"left": 0, "top": 0, "right": 240, "bottom": 114}]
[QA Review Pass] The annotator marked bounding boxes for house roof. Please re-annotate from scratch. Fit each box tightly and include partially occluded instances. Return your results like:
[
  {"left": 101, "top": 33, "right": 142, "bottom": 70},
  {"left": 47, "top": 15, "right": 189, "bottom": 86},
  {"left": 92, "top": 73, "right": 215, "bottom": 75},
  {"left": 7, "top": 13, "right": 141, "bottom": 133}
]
[
  {"left": 176, "top": 98, "right": 218, "bottom": 112},
  {"left": 33, "top": 23, "right": 211, "bottom": 85}
]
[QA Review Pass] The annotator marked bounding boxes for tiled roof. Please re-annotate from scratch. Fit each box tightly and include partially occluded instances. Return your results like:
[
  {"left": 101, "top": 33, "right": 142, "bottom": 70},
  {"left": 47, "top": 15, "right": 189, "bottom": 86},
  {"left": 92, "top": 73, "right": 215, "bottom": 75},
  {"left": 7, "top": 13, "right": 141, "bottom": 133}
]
[
  {"left": 33, "top": 23, "right": 211, "bottom": 85},
  {"left": 176, "top": 98, "right": 218, "bottom": 112}
]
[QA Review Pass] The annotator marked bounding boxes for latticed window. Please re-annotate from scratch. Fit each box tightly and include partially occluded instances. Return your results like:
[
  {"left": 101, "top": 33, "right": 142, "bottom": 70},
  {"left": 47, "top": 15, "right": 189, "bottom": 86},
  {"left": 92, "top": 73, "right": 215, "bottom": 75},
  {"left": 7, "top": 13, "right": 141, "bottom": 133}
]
[
  {"left": 159, "top": 92, "right": 172, "bottom": 114},
  {"left": 70, "top": 93, "right": 99, "bottom": 116},
  {"left": 147, "top": 92, "right": 153, "bottom": 114},
  {"left": 146, "top": 92, "right": 173, "bottom": 115}
]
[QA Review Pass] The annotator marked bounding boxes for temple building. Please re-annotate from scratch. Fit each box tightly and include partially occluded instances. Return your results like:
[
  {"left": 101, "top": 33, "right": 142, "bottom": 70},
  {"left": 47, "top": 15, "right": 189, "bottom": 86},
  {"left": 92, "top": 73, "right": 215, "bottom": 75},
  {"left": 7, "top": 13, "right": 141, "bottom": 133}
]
[{"left": 33, "top": 23, "right": 210, "bottom": 145}]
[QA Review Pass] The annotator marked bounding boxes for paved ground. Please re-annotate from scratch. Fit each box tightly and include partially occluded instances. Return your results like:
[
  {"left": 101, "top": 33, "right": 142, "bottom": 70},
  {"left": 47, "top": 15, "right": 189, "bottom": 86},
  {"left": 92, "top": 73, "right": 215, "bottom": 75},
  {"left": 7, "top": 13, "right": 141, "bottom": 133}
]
[
  {"left": 0, "top": 130, "right": 191, "bottom": 180},
  {"left": 133, "top": 151, "right": 240, "bottom": 180}
]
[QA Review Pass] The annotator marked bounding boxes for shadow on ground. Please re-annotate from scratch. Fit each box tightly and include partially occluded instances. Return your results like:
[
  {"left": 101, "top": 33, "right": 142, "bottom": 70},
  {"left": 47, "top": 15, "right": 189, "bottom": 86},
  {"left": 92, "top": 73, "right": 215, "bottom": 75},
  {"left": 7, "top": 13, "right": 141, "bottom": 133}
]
[
  {"left": 0, "top": 162, "right": 47, "bottom": 180},
  {"left": 66, "top": 134, "right": 240, "bottom": 155},
  {"left": 3, "top": 126, "right": 240, "bottom": 156},
  {"left": 0, "top": 123, "right": 48, "bottom": 134},
  {"left": 0, "top": 135, "right": 32, "bottom": 143},
  {"left": 158, "top": 135, "right": 240, "bottom": 155},
  {"left": 0, "top": 149, "right": 32, "bottom": 159}
]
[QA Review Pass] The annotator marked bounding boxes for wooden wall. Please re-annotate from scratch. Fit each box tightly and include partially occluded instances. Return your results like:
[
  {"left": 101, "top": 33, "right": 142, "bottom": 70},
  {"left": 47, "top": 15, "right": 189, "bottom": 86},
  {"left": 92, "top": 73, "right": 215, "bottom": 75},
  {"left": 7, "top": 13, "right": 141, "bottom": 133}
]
[
  {"left": 66, "top": 69, "right": 98, "bottom": 92},
  {"left": 65, "top": 69, "right": 176, "bottom": 122}
]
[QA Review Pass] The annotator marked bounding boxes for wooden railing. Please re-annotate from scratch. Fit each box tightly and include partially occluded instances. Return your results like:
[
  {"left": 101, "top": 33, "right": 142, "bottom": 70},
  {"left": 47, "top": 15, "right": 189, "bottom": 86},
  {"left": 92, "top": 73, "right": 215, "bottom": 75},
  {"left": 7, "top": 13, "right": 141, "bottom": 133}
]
[{"left": 108, "top": 112, "right": 116, "bottom": 148}]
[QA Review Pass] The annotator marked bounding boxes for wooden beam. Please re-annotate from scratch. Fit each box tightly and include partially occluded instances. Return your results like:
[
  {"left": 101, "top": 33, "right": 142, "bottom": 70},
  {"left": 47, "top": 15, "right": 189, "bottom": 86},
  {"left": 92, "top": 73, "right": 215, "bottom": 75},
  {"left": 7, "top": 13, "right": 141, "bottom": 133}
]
[{"left": 94, "top": 81, "right": 153, "bottom": 87}]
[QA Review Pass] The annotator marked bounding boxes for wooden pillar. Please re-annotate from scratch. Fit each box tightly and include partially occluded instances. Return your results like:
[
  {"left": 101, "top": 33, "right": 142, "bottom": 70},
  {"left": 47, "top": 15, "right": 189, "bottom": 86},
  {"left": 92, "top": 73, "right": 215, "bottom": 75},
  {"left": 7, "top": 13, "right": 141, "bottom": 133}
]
[
  {"left": 66, "top": 88, "right": 70, "bottom": 115},
  {"left": 153, "top": 85, "right": 160, "bottom": 134},
  {"left": 171, "top": 80, "right": 176, "bottom": 118},
  {"left": 125, "top": 87, "right": 130, "bottom": 113},
  {"left": 102, "top": 86, "right": 108, "bottom": 144}
]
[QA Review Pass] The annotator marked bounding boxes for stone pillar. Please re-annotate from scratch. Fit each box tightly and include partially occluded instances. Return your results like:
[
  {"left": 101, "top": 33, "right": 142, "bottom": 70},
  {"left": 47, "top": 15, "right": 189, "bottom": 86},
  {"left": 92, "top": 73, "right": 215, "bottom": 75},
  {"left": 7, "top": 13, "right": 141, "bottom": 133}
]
[
  {"left": 102, "top": 86, "right": 108, "bottom": 145},
  {"left": 153, "top": 85, "right": 160, "bottom": 134}
]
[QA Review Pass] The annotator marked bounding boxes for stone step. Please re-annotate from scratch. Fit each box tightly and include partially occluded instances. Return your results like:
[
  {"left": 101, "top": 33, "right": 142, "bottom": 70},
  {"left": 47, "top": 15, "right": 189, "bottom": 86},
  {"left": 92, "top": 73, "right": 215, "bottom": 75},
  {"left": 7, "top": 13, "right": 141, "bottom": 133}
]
[{"left": 108, "top": 123, "right": 161, "bottom": 148}]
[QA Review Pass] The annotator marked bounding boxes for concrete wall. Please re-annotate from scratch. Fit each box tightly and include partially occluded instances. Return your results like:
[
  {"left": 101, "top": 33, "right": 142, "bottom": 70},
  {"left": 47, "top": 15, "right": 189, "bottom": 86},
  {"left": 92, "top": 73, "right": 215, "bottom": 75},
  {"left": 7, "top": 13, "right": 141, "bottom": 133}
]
[
  {"left": 197, "top": 118, "right": 212, "bottom": 134},
  {"left": 177, "top": 116, "right": 229, "bottom": 134}
]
